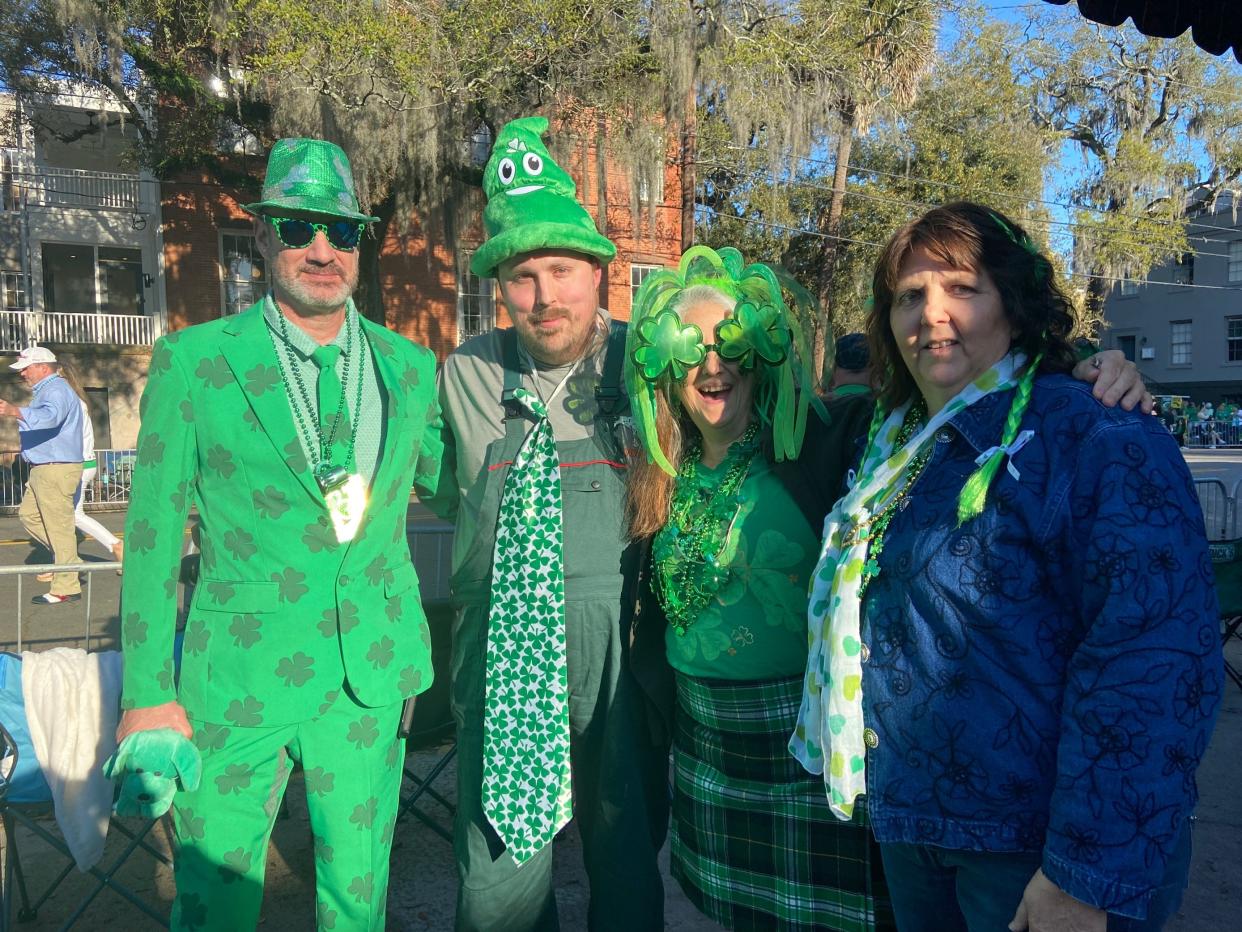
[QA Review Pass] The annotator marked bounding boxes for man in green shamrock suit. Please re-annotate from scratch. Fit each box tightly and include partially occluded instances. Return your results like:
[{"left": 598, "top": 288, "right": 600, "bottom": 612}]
[
  {"left": 416, "top": 116, "right": 666, "bottom": 930},
  {"left": 114, "top": 138, "right": 443, "bottom": 931}
]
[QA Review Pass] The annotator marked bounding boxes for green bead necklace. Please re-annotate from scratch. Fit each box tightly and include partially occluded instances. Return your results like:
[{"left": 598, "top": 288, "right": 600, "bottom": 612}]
[
  {"left": 653, "top": 421, "right": 761, "bottom": 636},
  {"left": 852, "top": 398, "right": 930, "bottom": 596},
  {"left": 275, "top": 308, "right": 365, "bottom": 486}
]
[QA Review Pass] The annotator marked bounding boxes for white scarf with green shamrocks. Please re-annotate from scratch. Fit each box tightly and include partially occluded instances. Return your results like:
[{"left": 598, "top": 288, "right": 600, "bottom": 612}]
[{"left": 790, "top": 353, "right": 1027, "bottom": 820}]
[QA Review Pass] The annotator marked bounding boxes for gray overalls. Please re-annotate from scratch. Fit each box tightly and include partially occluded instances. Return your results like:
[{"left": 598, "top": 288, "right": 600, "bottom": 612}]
[{"left": 448, "top": 326, "right": 666, "bottom": 931}]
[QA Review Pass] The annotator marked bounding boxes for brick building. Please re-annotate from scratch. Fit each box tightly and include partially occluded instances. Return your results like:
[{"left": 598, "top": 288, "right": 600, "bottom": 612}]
[
  {"left": 3, "top": 99, "right": 684, "bottom": 454},
  {"left": 162, "top": 136, "right": 684, "bottom": 359}
]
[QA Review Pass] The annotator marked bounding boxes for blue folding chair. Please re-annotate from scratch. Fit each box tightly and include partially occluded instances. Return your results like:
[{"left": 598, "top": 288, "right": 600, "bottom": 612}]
[{"left": 0, "top": 652, "right": 172, "bottom": 930}]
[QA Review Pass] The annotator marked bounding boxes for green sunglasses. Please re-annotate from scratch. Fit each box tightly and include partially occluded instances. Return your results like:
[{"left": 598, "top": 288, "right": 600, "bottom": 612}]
[{"left": 267, "top": 216, "right": 365, "bottom": 251}]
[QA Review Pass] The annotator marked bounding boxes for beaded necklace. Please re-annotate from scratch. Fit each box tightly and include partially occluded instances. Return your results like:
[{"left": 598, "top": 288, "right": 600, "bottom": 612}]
[
  {"left": 275, "top": 308, "right": 366, "bottom": 485},
  {"left": 653, "top": 421, "right": 761, "bottom": 636},
  {"left": 847, "top": 397, "right": 930, "bottom": 596}
]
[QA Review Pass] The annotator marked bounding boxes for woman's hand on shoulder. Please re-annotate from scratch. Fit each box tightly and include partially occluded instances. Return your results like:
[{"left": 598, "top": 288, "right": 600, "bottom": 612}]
[
  {"left": 1009, "top": 869, "right": 1106, "bottom": 932},
  {"left": 1071, "top": 349, "right": 1154, "bottom": 413}
]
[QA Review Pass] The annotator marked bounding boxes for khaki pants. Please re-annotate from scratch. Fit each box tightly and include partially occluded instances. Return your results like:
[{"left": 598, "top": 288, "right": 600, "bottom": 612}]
[{"left": 19, "top": 462, "right": 84, "bottom": 595}]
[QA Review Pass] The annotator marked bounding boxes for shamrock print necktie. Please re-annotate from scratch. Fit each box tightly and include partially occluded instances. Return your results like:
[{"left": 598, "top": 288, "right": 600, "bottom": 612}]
[{"left": 482, "top": 387, "right": 572, "bottom": 865}]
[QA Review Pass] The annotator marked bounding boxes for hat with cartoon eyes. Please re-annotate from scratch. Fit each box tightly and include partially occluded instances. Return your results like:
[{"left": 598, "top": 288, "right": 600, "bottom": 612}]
[{"left": 470, "top": 116, "right": 617, "bottom": 277}]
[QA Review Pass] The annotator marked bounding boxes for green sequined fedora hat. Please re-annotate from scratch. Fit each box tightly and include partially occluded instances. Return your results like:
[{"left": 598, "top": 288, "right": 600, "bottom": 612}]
[{"left": 242, "top": 138, "right": 379, "bottom": 222}]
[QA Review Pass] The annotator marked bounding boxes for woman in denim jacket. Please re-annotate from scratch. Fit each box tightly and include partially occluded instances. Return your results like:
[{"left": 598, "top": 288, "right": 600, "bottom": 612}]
[{"left": 792, "top": 203, "right": 1222, "bottom": 932}]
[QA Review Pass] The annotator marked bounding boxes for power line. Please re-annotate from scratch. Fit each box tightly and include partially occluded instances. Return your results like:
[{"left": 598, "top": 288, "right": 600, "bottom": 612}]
[
  {"left": 717, "top": 143, "right": 1242, "bottom": 241},
  {"left": 730, "top": 165, "right": 1242, "bottom": 261},
  {"left": 698, "top": 198, "right": 1242, "bottom": 292}
]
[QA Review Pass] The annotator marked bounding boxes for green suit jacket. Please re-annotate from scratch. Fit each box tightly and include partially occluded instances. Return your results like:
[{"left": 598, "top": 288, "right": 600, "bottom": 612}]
[{"left": 119, "top": 300, "right": 443, "bottom": 727}]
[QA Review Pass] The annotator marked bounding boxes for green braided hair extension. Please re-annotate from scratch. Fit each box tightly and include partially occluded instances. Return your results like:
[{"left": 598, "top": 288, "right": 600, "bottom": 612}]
[
  {"left": 956, "top": 351, "right": 1044, "bottom": 525},
  {"left": 861, "top": 396, "right": 889, "bottom": 460},
  {"left": 624, "top": 245, "right": 819, "bottom": 474}
]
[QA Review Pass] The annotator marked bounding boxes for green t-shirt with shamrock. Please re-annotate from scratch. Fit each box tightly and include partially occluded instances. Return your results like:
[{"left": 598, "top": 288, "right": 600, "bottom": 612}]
[{"left": 664, "top": 455, "right": 818, "bottom": 679}]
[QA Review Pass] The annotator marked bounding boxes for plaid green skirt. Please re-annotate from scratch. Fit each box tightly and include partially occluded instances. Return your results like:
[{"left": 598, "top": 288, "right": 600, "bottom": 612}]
[{"left": 670, "top": 673, "right": 894, "bottom": 932}]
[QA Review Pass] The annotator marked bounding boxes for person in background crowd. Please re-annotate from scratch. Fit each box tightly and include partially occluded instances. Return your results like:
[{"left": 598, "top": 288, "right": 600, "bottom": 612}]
[
  {"left": 58, "top": 365, "right": 124, "bottom": 569},
  {"left": 0, "top": 345, "right": 85, "bottom": 605},
  {"left": 794, "top": 202, "right": 1221, "bottom": 932},
  {"left": 826, "top": 332, "right": 874, "bottom": 400}
]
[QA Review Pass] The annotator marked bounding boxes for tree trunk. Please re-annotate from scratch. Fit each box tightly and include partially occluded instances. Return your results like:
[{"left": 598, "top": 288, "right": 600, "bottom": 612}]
[
  {"left": 355, "top": 188, "right": 397, "bottom": 325},
  {"left": 1083, "top": 268, "right": 1110, "bottom": 337},
  {"left": 680, "top": 84, "right": 697, "bottom": 253},
  {"left": 812, "top": 102, "right": 858, "bottom": 387}
]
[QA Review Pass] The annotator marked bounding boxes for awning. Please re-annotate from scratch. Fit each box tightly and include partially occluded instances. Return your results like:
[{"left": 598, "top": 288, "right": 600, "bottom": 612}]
[{"left": 1040, "top": 1, "right": 1241, "bottom": 62}]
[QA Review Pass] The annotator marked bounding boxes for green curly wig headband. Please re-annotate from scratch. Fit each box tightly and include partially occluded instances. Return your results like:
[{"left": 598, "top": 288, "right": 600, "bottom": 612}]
[{"left": 623, "top": 245, "right": 820, "bottom": 475}]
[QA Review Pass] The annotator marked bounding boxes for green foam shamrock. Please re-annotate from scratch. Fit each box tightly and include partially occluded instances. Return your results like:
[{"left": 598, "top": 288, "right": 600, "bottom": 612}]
[
  {"left": 714, "top": 299, "right": 791, "bottom": 370},
  {"left": 631, "top": 309, "right": 707, "bottom": 383}
]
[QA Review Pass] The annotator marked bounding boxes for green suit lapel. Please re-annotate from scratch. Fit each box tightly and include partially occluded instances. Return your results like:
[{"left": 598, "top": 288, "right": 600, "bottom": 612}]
[
  {"left": 353, "top": 319, "right": 406, "bottom": 542},
  {"left": 220, "top": 302, "right": 322, "bottom": 505}
]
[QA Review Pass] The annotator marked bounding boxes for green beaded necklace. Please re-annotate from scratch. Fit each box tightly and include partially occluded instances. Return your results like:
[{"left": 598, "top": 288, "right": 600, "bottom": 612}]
[
  {"left": 274, "top": 307, "right": 365, "bottom": 485},
  {"left": 653, "top": 421, "right": 761, "bottom": 636},
  {"left": 853, "top": 398, "right": 930, "bottom": 596}
]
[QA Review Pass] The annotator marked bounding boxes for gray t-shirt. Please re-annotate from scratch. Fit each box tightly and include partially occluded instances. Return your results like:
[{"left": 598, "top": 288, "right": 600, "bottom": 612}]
[{"left": 429, "top": 310, "right": 614, "bottom": 571}]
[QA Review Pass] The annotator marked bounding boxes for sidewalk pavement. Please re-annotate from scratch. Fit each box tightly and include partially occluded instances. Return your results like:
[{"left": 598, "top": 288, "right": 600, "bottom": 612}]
[{"left": 2, "top": 505, "right": 1238, "bottom": 930}]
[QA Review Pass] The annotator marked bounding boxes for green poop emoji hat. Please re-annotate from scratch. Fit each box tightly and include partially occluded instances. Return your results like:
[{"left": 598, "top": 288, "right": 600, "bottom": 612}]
[
  {"left": 242, "top": 138, "right": 379, "bottom": 223},
  {"left": 470, "top": 116, "right": 616, "bottom": 277}
]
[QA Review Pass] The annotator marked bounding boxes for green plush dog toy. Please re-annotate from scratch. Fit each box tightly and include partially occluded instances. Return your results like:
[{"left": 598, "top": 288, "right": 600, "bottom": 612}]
[{"left": 103, "top": 729, "right": 202, "bottom": 818}]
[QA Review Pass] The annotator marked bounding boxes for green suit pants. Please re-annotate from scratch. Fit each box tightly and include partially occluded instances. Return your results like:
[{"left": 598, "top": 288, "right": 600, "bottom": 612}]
[{"left": 170, "top": 689, "right": 404, "bottom": 931}]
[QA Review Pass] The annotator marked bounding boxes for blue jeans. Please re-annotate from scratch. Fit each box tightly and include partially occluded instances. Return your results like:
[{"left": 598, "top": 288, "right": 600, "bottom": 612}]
[{"left": 879, "top": 822, "right": 1192, "bottom": 932}]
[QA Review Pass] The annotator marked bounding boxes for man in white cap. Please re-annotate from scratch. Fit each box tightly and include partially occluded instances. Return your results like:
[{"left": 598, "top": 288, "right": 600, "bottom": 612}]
[{"left": 0, "top": 345, "right": 85, "bottom": 604}]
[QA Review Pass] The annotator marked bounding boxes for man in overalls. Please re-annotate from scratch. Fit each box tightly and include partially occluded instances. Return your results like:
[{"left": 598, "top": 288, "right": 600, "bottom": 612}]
[{"left": 417, "top": 117, "right": 665, "bottom": 930}]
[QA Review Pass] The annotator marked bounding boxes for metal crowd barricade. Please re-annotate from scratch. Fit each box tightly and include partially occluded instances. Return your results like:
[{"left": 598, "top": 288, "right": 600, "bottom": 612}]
[
  {"left": 1194, "top": 479, "right": 1242, "bottom": 693},
  {"left": 1, "top": 563, "right": 121, "bottom": 654},
  {"left": 1194, "top": 478, "right": 1235, "bottom": 542},
  {"left": 0, "top": 450, "right": 136, "bottom": 515},
  {"left": 1185, "top": 421, "right": 1242, "bottom": 448},
  {"left": 399, "top": 523, "right": 456, "bottom": 843}
]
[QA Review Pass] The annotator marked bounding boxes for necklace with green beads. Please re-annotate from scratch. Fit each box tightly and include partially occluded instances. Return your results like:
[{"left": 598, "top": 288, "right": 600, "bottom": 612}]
[
  {"left": 653, "top": 421, "right": 761, "bottom": 636},
  {"left": 849, "top": 397, "right": 930, "bottom": 596}
]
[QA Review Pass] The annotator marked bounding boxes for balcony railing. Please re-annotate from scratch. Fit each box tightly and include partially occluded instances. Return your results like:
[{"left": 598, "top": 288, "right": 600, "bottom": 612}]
[
  {"left": 0, "top": 310, "right": 155, "bottom": 349},
  {"left": 1, "top": 148, "right": 155, "bottom": 211}
]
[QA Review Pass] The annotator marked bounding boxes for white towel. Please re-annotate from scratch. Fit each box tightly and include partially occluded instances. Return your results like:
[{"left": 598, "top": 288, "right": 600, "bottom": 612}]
[{"left": 20, "top": 648, "right": 123, "bottom": 871}]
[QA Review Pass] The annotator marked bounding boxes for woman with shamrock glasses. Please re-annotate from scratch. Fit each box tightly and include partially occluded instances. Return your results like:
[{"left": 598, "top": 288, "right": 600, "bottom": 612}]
[
  {"left": 624, "top": 242, "right": 1156, "bottom": 932},
  {"left": 791, "top": 203, "right": 1222, "bottom": 932},
  {"left": 624, "top": 245, "right": 893, "bottom": 931}
]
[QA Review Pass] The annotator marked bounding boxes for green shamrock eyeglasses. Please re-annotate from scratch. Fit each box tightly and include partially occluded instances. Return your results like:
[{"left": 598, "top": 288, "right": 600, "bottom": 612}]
[
  {"left": 629, "top": 302, "right": 792, "bottom": 384},
  {"left": 267, "top": 217, "right": 365, "bottom": 251}
]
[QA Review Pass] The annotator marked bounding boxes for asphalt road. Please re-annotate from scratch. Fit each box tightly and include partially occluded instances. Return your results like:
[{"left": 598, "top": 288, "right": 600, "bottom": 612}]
[
  {"left": 0, "top": 504, "right": 452, "bottom": 655},
  {"left": 1185, "top": 448, "right": 1242, "bottom": 489}
]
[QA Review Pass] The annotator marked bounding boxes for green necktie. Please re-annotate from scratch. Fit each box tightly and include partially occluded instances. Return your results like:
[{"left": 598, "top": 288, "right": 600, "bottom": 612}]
[
  {"left": 311, "top": 344, "right": 350, "bottom": 470},
  {"left": 482, "top": 387, "right": 572, "bottom": 866}
]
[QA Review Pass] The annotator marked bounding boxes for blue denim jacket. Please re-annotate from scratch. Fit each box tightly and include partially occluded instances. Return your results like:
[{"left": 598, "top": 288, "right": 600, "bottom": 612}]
[{"left": 861, "top": 375, "right": 1222, "bottom": 919}]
